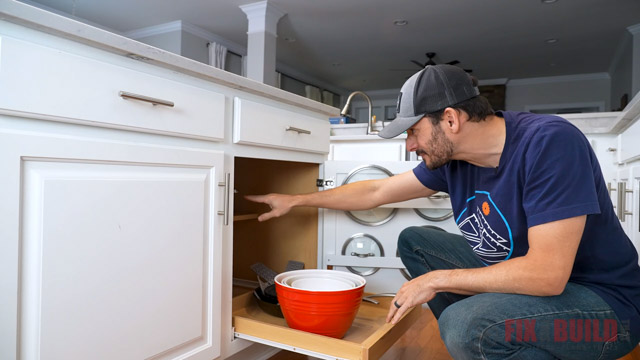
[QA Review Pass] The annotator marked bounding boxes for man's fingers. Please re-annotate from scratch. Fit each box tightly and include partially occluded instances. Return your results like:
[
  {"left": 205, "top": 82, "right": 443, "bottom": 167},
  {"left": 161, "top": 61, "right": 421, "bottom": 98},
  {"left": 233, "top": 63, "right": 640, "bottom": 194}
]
[
  {"left": 244, "top": 194, "right": 265, "bottom": 203},
  {"left": 257, "top": 211, "right": 275, "bottom": 222},
  {"left": 386, "top": 302, "right": 397, "bottom": 323},
  {"left": 391, "top": 305, "right": 407, "bottom": 325}
]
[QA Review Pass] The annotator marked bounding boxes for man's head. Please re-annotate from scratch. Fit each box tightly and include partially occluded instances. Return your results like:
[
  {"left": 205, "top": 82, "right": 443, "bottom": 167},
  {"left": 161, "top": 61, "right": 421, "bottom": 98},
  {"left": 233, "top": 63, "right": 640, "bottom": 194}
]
[{"left": 379, "top": 64, "right": 492, "bottom": 139}]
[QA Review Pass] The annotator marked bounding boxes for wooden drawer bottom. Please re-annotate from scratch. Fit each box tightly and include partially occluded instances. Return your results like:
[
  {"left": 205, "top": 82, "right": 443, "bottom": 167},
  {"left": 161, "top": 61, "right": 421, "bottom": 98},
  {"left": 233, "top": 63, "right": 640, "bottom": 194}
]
[{"left": 232, "top": 291, "right": 422, "bottom": 360}]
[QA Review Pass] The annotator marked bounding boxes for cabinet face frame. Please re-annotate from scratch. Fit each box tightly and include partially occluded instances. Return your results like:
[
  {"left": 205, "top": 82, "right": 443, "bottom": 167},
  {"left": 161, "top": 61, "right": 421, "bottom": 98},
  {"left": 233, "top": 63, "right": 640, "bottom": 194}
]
[{"left": 0, "top": 127, "right": 225, "bottom": 360}]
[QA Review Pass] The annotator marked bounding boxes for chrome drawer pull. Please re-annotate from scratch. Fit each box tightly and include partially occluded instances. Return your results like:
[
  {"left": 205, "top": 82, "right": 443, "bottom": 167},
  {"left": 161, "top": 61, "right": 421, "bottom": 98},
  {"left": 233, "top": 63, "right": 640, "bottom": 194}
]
[
  {"left": 285, "top": 126, "right": 311, "bottom": 135},
  {"left": 616, "top": 182, "right": 633, "bottom": 222},
  {"left": 119, "top": 91, "right": 174, "bottom": 107}
]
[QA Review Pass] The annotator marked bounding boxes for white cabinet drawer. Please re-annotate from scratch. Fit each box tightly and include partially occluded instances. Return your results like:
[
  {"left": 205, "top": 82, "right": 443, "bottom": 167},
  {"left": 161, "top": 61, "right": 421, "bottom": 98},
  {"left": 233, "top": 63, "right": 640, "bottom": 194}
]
[
  {"left": 233, "top": 97, "right": 330, "bottom": 153},
  {"left": 0, "top": 36, "right": 225, "bottom": 141}
]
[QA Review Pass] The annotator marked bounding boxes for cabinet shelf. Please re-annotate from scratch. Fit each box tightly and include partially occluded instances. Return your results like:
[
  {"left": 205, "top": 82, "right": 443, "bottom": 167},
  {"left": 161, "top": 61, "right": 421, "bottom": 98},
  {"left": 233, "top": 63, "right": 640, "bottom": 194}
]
[
  {"left": 233, "top": 214, "right": 260, "bottom": 222},
  {"left": 232, "top": 291, "right": 421, "bottom": 360}
]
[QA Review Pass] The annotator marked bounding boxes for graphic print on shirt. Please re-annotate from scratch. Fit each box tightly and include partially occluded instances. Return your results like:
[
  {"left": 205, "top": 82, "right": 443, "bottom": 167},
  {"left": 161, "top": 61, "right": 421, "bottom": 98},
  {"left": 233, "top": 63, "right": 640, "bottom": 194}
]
[{"left": 456, "top": 191, "right": 513, "bottom": 265}]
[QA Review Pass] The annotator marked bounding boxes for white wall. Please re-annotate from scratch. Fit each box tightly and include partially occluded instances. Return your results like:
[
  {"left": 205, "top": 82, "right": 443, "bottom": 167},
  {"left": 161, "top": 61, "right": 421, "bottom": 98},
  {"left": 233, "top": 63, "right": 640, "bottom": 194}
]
[
  {"left": 137, "top": 31, "right": 182, "bottom": 56},
  {"left": 181, "top": 31, "right": 209, "bottom": 65},
  {"left": 610, "top": 34, "right": 633, "bottom": 111},
  {"left": 506, "top": 74, "right": 610, "bottom": 112}
]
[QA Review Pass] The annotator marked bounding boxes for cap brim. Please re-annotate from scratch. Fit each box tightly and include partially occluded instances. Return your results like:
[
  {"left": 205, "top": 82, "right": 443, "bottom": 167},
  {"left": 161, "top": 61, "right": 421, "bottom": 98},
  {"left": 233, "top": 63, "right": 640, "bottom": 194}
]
[{"left": 378, "top": 114, "right": 424, "bottom": 139}]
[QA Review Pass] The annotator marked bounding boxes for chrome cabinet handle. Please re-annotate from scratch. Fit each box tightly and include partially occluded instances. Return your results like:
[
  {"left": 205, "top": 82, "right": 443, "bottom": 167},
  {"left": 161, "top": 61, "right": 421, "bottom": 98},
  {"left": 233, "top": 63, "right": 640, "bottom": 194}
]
[
  {"left": 119, "top": 91, "right": 174, "bottom": 107},
  {"left": 616, "top": 182, "right": 633, "bottom": 222},
  {"left": 217, "top": 173, "right": 231, "bottom": 226},
  {"left": 285, "top": 126, "right": 311, "bottom": 135}
]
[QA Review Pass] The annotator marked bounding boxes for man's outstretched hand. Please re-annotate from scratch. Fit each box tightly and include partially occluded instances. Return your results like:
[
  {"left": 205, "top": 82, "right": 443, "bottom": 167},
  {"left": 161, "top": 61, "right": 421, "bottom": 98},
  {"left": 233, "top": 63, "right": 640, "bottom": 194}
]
[{"left": 244, "top": 194, "right": 295, "bottom": 221}]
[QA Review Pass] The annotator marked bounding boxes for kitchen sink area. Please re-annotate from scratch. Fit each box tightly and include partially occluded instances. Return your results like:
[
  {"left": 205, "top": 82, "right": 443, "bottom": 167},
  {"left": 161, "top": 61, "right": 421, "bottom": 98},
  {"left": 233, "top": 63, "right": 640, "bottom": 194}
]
[{"left": 329, "top": 122, "right": 417, "bottom": 162}]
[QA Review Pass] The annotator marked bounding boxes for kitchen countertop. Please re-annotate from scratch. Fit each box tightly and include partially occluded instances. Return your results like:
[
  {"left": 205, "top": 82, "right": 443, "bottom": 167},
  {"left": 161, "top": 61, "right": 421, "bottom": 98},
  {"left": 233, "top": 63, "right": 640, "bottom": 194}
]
[{"left": 0, "top": 0, "right": 339, "bottom": 117}]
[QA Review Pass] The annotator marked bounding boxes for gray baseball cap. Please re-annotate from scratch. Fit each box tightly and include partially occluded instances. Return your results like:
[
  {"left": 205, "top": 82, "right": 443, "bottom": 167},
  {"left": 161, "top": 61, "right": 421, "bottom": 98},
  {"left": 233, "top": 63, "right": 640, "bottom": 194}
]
[{"left": 379, "top": 64, "right": 480, "bottom": 139}]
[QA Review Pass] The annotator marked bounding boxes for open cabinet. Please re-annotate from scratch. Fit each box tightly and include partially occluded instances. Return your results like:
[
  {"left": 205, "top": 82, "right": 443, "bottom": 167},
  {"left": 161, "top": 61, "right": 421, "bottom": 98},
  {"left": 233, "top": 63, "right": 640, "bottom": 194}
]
[{"left": 228, "top": 157, "right": 421, "bottom": 360}]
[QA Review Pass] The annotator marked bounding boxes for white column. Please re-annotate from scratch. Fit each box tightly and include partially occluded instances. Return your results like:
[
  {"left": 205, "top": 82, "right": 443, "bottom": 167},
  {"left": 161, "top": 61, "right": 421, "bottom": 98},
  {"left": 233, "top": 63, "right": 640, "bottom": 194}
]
[
  {"left": 240, "top": 1, "right": 284, "bottom": 87},
  {"left": 629, "top": 24, "right": 640, "bottom": 98}
]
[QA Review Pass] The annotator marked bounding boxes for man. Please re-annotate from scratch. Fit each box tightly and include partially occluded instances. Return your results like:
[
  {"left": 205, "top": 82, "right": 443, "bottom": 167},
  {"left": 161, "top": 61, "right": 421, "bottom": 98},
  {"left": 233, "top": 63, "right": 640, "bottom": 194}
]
[{"left": 247, "top": 64, "right": 640, "bottom": 359}]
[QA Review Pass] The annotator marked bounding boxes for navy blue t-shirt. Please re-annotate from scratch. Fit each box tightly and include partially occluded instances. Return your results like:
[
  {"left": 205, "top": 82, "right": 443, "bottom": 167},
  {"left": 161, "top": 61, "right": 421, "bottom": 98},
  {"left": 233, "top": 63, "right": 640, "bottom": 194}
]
[{"left": 413, "top": 111, "right": 640, "bottom": 337}]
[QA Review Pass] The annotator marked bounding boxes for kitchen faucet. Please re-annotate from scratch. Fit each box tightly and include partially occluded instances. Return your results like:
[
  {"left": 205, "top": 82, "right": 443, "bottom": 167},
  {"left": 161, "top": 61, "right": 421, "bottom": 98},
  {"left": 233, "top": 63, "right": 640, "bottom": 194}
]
[{"left": 341, "top": 91, "right": 379, "bottom": 135}]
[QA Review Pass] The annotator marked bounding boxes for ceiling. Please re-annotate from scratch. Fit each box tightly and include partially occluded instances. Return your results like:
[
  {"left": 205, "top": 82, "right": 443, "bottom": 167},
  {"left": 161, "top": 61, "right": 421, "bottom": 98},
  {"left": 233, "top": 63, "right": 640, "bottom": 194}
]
[{"left": 19, "top": 0, "right": 640, "bottom": 92}]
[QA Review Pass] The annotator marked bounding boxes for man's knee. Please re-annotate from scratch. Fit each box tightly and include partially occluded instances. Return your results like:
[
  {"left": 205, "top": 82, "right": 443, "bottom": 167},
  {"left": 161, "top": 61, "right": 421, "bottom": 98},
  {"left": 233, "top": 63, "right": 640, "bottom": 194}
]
[
  {"left": 438, "top": 301, "right": 480, "bottom": 355},
  {"left": 397, "top": 226, "right": 422, "bottom": 259},
  {"left": 397, "top": 226, "right": 446, "bottom": 258},
  {"left": 438, "top": 296, "right": 529, "bottom": 359}
]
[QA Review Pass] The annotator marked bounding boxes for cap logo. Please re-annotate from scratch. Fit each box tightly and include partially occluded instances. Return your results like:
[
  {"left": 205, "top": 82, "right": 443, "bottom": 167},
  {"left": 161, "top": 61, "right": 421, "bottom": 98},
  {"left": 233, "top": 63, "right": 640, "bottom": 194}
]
[{"left": 396, "top": 92, "right": 402, "bottom": 114}]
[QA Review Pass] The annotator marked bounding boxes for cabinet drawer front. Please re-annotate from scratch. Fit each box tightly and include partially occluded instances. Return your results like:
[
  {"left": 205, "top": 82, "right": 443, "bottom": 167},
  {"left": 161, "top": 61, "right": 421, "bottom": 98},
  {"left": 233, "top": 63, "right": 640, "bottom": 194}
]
[
  {"left": 0, "top": 36, "right": 225, "bottom": 141},
  {"left": 233, "top": 97, "right": 330, "bottom": 153}
]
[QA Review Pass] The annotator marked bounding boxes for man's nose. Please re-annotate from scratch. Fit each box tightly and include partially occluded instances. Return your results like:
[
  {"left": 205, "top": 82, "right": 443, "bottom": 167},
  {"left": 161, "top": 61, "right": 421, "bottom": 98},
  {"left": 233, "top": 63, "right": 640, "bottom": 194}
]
[{"left": 406, "top": 136, "right": 417, "bottom": 152}]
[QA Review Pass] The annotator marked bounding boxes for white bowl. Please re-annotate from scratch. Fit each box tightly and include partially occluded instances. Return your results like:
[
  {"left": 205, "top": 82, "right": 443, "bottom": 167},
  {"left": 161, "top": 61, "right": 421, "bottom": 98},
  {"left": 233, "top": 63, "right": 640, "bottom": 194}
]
[
  {"left": 275, "top": 269, "right": 366, "bottom": 292},
  {"left": 281, "top": 274, "right": 357, "bottom": 288},
  {"left": 291, "top": 277, "right": 354, "bottom": 291}
]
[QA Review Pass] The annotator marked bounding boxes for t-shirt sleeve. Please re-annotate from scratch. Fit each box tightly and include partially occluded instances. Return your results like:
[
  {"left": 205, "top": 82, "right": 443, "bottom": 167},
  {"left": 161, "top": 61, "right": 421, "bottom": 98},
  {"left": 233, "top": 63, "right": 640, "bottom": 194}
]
[
  {"left": 523, "top": 122, "right": 601, "bottom": 227},
  {"left": 412, "top": 162, "right": 449, "bottom": 193}
]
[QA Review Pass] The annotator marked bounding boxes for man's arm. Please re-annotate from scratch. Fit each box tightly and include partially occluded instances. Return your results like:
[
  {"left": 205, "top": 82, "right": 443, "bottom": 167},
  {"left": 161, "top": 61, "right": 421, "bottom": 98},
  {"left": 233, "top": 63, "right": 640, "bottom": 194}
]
[
  {"left": 246, "top": 170, "right": 436, "bottom": 222},
  {"left": 387, "top": 215, "right": 586, "bottom": 324}
]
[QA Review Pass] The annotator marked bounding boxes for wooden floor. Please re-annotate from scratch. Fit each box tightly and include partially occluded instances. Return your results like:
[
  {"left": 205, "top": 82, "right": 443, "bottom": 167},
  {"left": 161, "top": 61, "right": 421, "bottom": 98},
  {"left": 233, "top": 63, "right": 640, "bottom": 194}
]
[
  {"left": 267, "top": 308, "right": 453, "bottom": 360},
  {"left": 267, "top": 308, "right": 640, "bottom": 360}
]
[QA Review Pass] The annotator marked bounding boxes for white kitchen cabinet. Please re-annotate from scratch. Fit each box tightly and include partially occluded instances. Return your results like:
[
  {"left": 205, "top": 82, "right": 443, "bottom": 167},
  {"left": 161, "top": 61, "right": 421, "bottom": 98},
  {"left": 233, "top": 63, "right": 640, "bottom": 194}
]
[
  {"left": 613, "top": 166, "right": 640, "bottom": 257},
  {"left": 0, "top": 10, "right": 420, "bottom": 360},
  {"left": 0, "top": 123, "right": 225, "bottom": 360}
]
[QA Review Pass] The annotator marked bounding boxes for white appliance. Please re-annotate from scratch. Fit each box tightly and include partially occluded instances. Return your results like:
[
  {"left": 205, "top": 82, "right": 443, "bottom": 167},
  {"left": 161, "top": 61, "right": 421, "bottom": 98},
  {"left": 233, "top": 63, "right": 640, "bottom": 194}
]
[{"left": 321, "top": 160, "right": 460, "bottom": 294}]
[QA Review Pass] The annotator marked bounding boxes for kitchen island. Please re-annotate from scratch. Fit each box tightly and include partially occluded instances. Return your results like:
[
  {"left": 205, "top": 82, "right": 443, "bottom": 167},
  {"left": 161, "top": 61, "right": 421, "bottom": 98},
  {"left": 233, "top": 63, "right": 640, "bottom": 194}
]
[{"left": 0, "top": 1, "right": 428, "bottom": 360}]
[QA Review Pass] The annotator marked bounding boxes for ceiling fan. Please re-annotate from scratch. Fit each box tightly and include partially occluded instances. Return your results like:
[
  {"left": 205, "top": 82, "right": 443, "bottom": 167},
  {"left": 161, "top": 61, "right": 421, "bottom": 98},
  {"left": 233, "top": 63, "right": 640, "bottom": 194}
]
[{"left": 410, "top": 52, "right": 472, "bottom": 73}]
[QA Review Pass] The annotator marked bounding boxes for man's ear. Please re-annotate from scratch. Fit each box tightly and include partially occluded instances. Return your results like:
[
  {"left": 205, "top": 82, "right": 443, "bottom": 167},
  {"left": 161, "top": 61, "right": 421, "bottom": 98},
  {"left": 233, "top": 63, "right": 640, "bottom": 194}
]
[{"left": 442, "top": 108, "right": 461, "bottom": 134}]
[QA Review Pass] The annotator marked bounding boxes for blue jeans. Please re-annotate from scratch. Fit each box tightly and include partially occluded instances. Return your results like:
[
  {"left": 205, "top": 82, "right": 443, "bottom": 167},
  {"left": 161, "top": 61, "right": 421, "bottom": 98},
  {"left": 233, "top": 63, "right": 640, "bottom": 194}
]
[{"left": 398, "top": 226, "right": 639, "bottom": 360}]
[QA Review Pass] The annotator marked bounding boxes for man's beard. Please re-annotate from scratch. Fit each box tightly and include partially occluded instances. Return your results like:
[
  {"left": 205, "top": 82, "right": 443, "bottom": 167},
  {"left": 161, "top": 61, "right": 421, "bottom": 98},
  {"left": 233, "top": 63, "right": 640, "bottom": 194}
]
[{"left": 417, "top": 124, "right": 454, "bottom": 170}]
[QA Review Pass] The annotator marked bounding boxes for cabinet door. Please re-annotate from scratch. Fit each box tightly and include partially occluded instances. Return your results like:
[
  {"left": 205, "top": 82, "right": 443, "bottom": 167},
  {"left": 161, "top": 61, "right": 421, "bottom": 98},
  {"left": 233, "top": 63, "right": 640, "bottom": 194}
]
[{"left": 0, "top": 129, "right": 225, "bottom": 360}]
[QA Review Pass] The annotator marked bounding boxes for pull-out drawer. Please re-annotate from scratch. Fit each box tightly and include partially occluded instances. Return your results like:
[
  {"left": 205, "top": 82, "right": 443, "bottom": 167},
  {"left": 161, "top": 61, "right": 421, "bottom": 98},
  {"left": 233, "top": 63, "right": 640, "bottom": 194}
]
[
  {"left": 0, "top": 36, "right": 225, "bottom": 141},
  {"left": 233, "top": 97, "right": 330, "bottom": 153},
  {"left": 232, "top": 291, "right": 421, "bottom": 360}
]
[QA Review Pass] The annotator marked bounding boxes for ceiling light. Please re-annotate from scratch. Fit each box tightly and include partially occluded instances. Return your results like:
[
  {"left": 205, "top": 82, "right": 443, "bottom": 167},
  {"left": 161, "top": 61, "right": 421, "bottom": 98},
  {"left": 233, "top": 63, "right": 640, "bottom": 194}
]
[
  {"left": 545, "top": 38, "right": 558, "bottom": 44},
  {"left": 541, "top": 0, "right": 558, "bottom": 3},
  {"left": 393, "top": 19, "right": 408, "bottom": 26}
]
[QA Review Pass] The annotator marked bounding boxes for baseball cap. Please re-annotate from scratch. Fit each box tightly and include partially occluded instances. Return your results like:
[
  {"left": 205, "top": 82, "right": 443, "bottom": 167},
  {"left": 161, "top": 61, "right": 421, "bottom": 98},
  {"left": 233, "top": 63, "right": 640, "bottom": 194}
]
[{"left": 378, "top": 64, "right": 480, "bottom": 139}]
